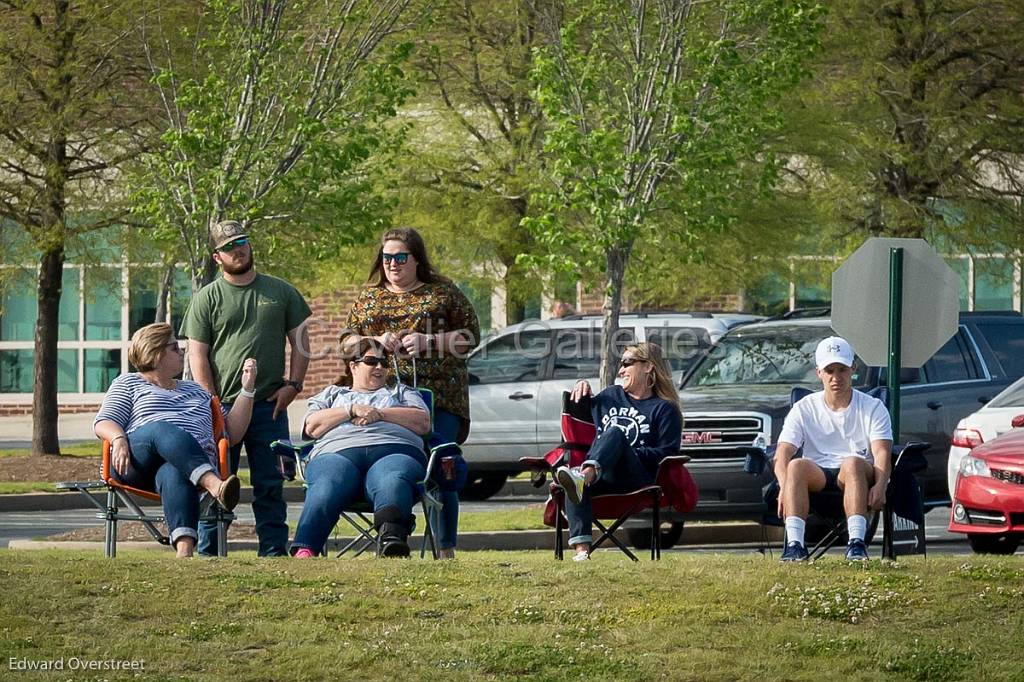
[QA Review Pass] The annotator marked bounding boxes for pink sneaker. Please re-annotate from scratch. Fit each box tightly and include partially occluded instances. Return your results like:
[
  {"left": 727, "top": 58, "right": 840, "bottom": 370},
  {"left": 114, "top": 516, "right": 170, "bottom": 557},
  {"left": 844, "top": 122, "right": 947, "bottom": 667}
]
[{"left": 294, "top": 548, "right": 315, "bottom": 558}]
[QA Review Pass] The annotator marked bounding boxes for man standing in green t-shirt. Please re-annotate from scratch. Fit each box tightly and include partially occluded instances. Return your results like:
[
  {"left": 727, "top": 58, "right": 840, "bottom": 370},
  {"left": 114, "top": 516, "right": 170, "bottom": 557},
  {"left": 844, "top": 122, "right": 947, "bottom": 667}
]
[{"left": 180, "top": 220, "right": 312, "bottom": 557}]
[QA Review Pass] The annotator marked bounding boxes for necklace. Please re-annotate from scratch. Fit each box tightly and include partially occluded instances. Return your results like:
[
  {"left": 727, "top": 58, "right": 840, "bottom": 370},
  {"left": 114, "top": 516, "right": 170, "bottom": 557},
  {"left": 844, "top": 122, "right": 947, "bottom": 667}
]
[{"left": 141, "top": 373, "right": 177, "bottom": 391}]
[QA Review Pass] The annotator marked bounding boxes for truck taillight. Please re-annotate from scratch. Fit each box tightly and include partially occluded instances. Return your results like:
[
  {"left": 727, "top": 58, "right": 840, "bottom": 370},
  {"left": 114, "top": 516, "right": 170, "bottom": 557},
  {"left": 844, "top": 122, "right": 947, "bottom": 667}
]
[{"left": 951, "top": 428, "right": 984, "bottom": 449}]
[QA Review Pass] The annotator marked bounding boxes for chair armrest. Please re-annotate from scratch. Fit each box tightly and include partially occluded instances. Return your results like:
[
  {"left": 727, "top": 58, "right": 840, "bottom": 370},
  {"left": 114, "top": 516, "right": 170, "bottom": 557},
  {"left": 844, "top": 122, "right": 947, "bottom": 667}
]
[
  {"left": 519, "top": 456, "right": 554, "bottom": 472},
  {"left": 663, "top": 454, "right": 691, "bottom": 465}
]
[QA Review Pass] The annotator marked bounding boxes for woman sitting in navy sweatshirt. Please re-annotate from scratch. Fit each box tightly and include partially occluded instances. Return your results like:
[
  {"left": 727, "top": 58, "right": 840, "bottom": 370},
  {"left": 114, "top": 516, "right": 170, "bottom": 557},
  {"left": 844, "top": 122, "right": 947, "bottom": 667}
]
[{"left": 557, "top": 342, "right": 683, "bottom": 561}]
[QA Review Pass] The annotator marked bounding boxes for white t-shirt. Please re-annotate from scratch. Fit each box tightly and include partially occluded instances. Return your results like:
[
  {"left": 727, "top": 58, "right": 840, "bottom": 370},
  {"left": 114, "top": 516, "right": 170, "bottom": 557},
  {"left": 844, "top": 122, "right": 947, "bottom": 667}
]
[{"left": 777, "top": 390, "right": 893, "bottom": 468}]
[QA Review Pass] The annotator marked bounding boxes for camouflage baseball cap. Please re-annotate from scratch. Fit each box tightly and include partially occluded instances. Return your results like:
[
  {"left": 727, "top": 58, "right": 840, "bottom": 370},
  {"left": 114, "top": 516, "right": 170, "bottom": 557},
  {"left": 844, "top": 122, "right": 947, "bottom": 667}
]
[{"left": 209, "top": 220, "right": 248, "bottom": 250}]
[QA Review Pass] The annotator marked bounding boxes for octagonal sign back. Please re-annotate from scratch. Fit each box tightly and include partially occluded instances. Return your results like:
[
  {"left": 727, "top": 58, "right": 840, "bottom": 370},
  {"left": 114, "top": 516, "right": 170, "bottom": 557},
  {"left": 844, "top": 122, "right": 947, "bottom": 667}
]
[{"left": 831, "top": 238, "right": 959, "bottom": 368}]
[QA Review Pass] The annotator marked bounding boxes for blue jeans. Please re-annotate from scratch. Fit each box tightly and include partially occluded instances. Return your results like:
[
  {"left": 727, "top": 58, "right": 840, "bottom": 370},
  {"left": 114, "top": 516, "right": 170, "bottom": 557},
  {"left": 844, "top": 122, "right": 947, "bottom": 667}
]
[
  {"left": 430, "top": 409, "right": 464, "bottom": 550},
  {"left": 114, "top": 421, "right": 216, "bottom": 546},
  {"left": 566, "top": 428, "right": 655, "bottom": 546},
  {"left": 291, "top": 444, "right": 426, "bottom": 555},
  {"left": 198, "top": 400, "right": 290, "bottom": 557}
]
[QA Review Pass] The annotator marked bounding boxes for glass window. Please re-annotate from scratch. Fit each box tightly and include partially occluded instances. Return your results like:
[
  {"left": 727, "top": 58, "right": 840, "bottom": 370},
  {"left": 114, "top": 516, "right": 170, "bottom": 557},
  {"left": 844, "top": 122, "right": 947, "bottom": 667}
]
[
  {"left": 0, "top": 349, "right": 33, "bottom": 392},
  {"left": 85, "top": 349, "right": 121, "bottom": 393},
  {"left": 923, "top": 332, "right": 979, "bottom": 383},
  {"left": 84, "top": 267, "right": 121, "bottom": 340},
  {"left": 687, "top": 325, "right": 869, "bottom": 387},
  {"left": 945, "top": 257, "right": 970, "bottom": 311},
  {"left": 0, "top": 349, "right": 76, "bottom": 392},
  {"left": 974, "top": 258, "right": 1014, "bottom": 311},
  {"left": 989, "top": 374, "right": 1024, "bottom": 408},
  {"left": 170, "top": 270, "right": 193, "bottom": 336},
  {"left": 0, "top": 267, "right": 78, "bottom": 342},
  {"left": 550, "top": 327, "right": 636, "bottom": 380},
  {"left": 645, "top": 326, "right": 711, "bottom": 377},
  {"left": 59, "top": 267, "right": 80, "bottom": 341},
  {"left": 129, "top": 267, "right": 159, "bottom": 335},
  {"left": 468, "top": 329, "right": 550, "bottom": 385},
  {"left": 0, "top": 269, "right": 36, "bottom": 341},
  {"left": 976, "top": 321, "right": 1024, "bottom": 378}
]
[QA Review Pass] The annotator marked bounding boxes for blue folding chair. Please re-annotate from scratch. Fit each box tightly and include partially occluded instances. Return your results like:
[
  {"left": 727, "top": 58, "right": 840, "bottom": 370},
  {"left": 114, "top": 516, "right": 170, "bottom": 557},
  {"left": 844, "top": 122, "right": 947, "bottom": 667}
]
[{"left": 272, "top": 355, "right": 457, "bottom": 558}]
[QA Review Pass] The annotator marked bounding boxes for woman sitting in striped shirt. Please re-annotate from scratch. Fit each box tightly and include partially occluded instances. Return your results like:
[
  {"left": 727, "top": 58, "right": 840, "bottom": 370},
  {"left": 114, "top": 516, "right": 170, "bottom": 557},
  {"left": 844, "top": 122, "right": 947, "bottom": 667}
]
[{"left": 93, "top": 322, "right": 257, "bottom": 558}]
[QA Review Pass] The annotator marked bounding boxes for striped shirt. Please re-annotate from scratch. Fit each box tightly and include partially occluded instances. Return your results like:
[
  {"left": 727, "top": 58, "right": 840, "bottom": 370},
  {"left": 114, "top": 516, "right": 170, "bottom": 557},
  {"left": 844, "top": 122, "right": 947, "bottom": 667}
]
[{"left": 94, "top": 374, "right": 223, "bottom": 457}]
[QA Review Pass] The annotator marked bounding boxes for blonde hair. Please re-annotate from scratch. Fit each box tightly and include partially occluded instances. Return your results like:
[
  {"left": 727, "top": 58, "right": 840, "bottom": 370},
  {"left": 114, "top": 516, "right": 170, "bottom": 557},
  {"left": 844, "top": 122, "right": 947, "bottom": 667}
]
[
  {"left": 129, "top": 323, "right": 175, "bottom": 372},
  {"left": 626, "top": 342, "right": 682, "bottom": 417}
]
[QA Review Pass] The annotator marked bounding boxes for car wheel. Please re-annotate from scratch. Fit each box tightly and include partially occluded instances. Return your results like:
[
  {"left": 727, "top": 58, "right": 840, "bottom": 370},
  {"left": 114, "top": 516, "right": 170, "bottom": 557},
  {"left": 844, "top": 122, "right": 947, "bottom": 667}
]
[
  {"left": 460, "top": 474, "right": 508, "bottom": 501},
  {"left": 627, "top": 521, "right": 685, "bottom": 550},
  {"left": 968, "top": 533, "right": 1021, "bottom": 555}
]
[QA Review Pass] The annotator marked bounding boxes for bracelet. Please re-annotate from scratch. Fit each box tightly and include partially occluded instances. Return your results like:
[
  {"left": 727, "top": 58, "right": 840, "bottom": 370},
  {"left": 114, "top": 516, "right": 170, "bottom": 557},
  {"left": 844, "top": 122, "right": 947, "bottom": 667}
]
[
  {"left": 239, "top": 388, "right": 256, "bottom": 399},
  {"left": 112, "top": 435, "right": 127, "bottom": 443}
]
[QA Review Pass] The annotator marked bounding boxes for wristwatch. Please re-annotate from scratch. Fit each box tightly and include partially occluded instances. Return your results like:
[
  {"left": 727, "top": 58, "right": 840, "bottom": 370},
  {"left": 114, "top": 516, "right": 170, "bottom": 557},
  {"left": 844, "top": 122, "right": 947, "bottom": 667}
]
[{"left": 283, "top": 379, "right": 303, "bottom": 392}]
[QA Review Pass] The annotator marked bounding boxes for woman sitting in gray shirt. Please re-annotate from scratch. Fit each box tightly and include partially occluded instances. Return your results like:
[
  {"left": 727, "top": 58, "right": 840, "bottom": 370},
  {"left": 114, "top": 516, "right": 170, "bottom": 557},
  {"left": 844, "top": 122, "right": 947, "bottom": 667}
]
[{"left": 291, "top": 337, "right": 430, "bottom": 558}]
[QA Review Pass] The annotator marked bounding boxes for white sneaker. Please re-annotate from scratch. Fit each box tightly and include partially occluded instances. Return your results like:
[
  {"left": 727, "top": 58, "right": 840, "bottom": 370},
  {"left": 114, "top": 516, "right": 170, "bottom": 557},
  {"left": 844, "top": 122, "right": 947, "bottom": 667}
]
[
  {"left": 572, "top": 551, "right": 590, "bottom": 562},
  {"left": 556, "top": 466, "right": 586, "bottom": 504}
]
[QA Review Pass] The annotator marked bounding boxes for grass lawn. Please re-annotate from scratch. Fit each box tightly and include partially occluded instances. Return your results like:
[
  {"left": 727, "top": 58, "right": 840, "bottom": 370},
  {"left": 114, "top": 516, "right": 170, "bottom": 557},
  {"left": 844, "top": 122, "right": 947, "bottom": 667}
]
[
  {"left": 1, "top": 553, "right": 1021, "bottom": 681},
  {"left": 0, "top": 442, "right": 97, "bottom": 458}
]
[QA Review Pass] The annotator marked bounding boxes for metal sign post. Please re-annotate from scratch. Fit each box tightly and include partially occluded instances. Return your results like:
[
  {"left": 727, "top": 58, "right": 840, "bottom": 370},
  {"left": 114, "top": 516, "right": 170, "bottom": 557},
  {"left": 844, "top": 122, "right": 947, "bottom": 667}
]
[{"left": 882, "top": 247, "right": 903, "bottom": 561}]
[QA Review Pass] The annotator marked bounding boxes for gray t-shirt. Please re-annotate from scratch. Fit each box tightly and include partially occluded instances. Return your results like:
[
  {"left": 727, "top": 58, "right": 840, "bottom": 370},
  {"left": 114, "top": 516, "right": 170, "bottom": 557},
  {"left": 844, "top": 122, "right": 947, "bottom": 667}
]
[{"left": 303, "top": 384, "right": 428, "bottom": 459}]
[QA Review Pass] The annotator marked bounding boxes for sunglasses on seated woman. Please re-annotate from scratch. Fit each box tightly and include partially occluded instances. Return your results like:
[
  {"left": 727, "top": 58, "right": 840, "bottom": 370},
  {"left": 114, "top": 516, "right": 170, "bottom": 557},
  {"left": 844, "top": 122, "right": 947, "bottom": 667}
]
[
  {"left": 353, "top": 356, "right": 385, "bottom": 366},
  {"left": 619, "top": 357, "right": 644, "bottom": 368},
  {"left": 381, "top": 252, "right": 410, "bottom": 265}
]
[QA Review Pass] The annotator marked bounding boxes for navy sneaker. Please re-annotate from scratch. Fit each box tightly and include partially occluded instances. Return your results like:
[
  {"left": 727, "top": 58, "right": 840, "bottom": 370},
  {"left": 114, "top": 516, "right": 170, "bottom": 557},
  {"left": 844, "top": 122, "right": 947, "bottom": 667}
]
[
  {"left": 845, "top": 538, "right": 869, "bottom": 561},
  {"left": 780, "top": 541, "right": 809, "bottom": 562}
]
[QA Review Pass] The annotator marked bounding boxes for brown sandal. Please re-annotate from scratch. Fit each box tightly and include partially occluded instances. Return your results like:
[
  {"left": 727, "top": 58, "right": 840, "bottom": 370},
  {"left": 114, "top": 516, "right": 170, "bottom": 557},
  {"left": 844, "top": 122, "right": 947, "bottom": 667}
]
[{"left": 215, "top": 475, "right": 241, "bottom": 511}]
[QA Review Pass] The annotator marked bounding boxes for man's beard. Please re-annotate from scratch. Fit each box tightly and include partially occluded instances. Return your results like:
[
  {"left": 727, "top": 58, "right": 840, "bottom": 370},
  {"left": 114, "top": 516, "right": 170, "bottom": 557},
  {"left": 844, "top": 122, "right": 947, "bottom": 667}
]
[{"left": 222, "top": 252, "right": 254, "bottom": 275}]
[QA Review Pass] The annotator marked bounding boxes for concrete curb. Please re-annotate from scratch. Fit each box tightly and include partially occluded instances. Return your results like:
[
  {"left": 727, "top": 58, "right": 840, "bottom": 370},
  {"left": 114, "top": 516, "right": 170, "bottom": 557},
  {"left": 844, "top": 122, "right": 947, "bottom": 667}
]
[
  {"left": 9, "top": 523, "right": 774, "bottom": 553},
  {"left": 0, "top": 479, "right": 542, "bottom": 512}
]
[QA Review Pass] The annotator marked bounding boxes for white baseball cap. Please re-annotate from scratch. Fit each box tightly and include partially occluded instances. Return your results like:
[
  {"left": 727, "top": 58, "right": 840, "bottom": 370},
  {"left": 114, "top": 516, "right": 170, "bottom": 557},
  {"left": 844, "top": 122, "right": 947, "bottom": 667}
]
[{"left": 815, "top": 336, "right": 855, "bottom": 369}]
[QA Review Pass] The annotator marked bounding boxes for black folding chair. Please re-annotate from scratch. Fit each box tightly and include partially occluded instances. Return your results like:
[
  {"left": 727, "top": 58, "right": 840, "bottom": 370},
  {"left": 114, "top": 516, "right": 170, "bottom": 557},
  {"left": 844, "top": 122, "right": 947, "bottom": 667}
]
[{"left": 746, "top": 386, "right": 928, "bottom": 559}]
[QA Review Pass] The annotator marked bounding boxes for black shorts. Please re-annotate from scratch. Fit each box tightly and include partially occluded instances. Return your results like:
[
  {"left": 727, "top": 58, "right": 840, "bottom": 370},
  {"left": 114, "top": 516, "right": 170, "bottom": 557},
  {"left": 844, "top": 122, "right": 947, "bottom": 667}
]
[{"left": 819, "top": 466, "right": 841, "bottom": 492}]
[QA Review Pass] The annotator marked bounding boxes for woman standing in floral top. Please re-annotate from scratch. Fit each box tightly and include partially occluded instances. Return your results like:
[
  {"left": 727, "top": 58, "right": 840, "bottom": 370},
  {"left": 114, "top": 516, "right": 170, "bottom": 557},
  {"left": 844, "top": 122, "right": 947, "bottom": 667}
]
[{"left": 341, "top": 227, "right": 480, "bottom": 558}]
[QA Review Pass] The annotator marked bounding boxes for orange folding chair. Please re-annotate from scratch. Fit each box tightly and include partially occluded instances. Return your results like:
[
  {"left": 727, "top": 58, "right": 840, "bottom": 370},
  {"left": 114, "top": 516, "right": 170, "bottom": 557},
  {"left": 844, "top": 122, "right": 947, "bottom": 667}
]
[{"left": 58, "top": 397, "right": 235, "bottom": 557}]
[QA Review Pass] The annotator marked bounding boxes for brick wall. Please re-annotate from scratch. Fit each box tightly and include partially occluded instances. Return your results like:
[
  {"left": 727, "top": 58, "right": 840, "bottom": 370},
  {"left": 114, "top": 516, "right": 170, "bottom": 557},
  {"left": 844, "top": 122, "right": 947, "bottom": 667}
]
[{"left": 287, "top": 286, "right": 361, "bottom": 397}]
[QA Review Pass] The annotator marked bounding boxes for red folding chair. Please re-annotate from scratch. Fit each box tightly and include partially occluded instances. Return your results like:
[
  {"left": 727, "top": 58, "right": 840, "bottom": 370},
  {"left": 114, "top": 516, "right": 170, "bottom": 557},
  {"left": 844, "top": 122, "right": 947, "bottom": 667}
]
[{"left": 520, "top": 392, "right": 698, "bottom": 561}]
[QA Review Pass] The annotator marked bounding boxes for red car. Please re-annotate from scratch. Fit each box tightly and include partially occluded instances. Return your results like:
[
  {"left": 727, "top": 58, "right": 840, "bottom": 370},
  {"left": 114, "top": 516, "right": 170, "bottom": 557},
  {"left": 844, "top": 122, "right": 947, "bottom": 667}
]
[{"left": 949, "top": 428, "right": 1024, "bottom": 554}]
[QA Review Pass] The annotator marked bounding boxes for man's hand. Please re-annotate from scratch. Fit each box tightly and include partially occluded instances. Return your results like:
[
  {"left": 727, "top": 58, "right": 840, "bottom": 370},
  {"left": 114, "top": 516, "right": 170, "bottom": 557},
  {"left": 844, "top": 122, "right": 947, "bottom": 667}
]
[
  {"left": 868, "top": 482, "right": 887, "bottom": 511},
  {"left": 267, "top": 384, "right": 299, "bottom": 421},
  {"left": 570, "top": 380, "right": 593, "bottom": 402},
  {"left": 350, "top": 403, "right": 383, "bottom": 426},
  {"left": 111, "top": 438, "right": 132, "bottom": 477}
]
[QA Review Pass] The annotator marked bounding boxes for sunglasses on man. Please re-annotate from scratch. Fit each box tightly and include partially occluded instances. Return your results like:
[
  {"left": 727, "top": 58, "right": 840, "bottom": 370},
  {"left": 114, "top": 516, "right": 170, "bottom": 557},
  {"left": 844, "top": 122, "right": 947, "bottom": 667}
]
[
  {"left": 352, "top": 356, "right": 385, "bottom": 367},
  {"left": 382, "top": 252, "right": 410, "bottom": 265},
  {"left": 216, "top": 237, "right": 249, "bottom": 253}
]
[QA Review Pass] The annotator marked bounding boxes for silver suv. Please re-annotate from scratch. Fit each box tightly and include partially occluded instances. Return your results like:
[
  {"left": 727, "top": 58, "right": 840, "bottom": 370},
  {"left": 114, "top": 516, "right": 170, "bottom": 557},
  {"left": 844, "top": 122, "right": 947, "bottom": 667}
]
[{"left": 460, "top": 312, "right": 762, "bottom": 499}]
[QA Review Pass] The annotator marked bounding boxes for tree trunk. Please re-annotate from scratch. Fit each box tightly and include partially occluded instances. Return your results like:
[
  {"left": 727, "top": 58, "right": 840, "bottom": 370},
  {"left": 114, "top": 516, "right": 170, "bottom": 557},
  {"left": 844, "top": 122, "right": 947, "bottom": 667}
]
[
  {"left": 32, "top": 246, "right": 64, "bottom": 456},
  {"left": 599, "top": 244, "right": 631, "bottom": 388},
  {"left": 155, "top": 263, "right": 175, "bottom": 323}
]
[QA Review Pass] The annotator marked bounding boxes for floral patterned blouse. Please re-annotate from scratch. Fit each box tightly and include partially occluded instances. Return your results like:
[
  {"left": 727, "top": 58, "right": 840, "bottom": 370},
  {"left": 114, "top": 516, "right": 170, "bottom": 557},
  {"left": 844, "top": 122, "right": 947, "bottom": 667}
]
[{"left": 342, "top": 280, "right": 480, "bottom": 442}]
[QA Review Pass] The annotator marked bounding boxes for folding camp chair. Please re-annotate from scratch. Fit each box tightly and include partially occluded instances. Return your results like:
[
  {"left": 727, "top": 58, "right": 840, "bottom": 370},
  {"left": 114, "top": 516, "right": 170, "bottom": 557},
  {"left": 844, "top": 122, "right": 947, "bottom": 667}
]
[
  {"left": 57, "top": 397, "right": 236, "bottom": 558},
  {"left": 746, "top": 386, "right": 928, "bottom": 560},
  {"left": 520, "top": 392, "right": 698, "bottom": 561},
  {"left": 271, "top": 355, "right": 453, "bottom": 559}
]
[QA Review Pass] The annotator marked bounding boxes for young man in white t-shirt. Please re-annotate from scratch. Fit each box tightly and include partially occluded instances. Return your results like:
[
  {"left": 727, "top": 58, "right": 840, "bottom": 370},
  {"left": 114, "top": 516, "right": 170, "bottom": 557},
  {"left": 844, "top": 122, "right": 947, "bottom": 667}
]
[{"left": 775, "top": 336, "right": 893, "bottom": 561}]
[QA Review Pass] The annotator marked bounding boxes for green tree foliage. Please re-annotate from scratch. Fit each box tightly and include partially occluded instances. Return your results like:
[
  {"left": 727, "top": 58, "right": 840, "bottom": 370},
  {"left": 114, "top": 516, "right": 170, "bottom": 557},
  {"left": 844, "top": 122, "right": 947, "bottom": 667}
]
[
  {"left": 393, "top": 0, "right": 547, "bottom": 324},
  {"left": 525, "top": 0, "right": 822, "bottom": 385},
  {"left": 779, "top": 0, "right": 1024, "bottom": 246},
  {"left": 130, "top": 0, "right": 416, "bottom": 289},
  {"left": 0, "top": 0, "right": 153, "bottom": 454}
]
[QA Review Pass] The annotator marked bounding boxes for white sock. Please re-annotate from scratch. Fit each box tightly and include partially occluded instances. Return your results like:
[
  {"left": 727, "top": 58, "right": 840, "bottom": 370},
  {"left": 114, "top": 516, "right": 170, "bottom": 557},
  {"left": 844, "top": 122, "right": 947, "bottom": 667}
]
[
  {"left": 847, "top": 514, "right": 867, "bottom": 542},
  {"left": 784, "top": 516, "right": 806, "bottom": 546}
]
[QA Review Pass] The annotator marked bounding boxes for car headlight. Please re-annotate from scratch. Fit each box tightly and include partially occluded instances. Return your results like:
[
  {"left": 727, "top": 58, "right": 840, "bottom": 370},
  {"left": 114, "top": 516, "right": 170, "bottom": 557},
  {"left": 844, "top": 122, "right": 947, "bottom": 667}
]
[{"left": 959, "top": 454, "right": 990, "bottom": 478}]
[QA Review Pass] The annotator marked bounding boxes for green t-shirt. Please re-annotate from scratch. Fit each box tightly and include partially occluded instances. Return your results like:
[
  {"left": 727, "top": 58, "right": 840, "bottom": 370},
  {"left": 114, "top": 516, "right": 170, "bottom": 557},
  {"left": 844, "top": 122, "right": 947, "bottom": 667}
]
[{"left": 179, "top": 273, "right": 311, "bottom": 402}]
